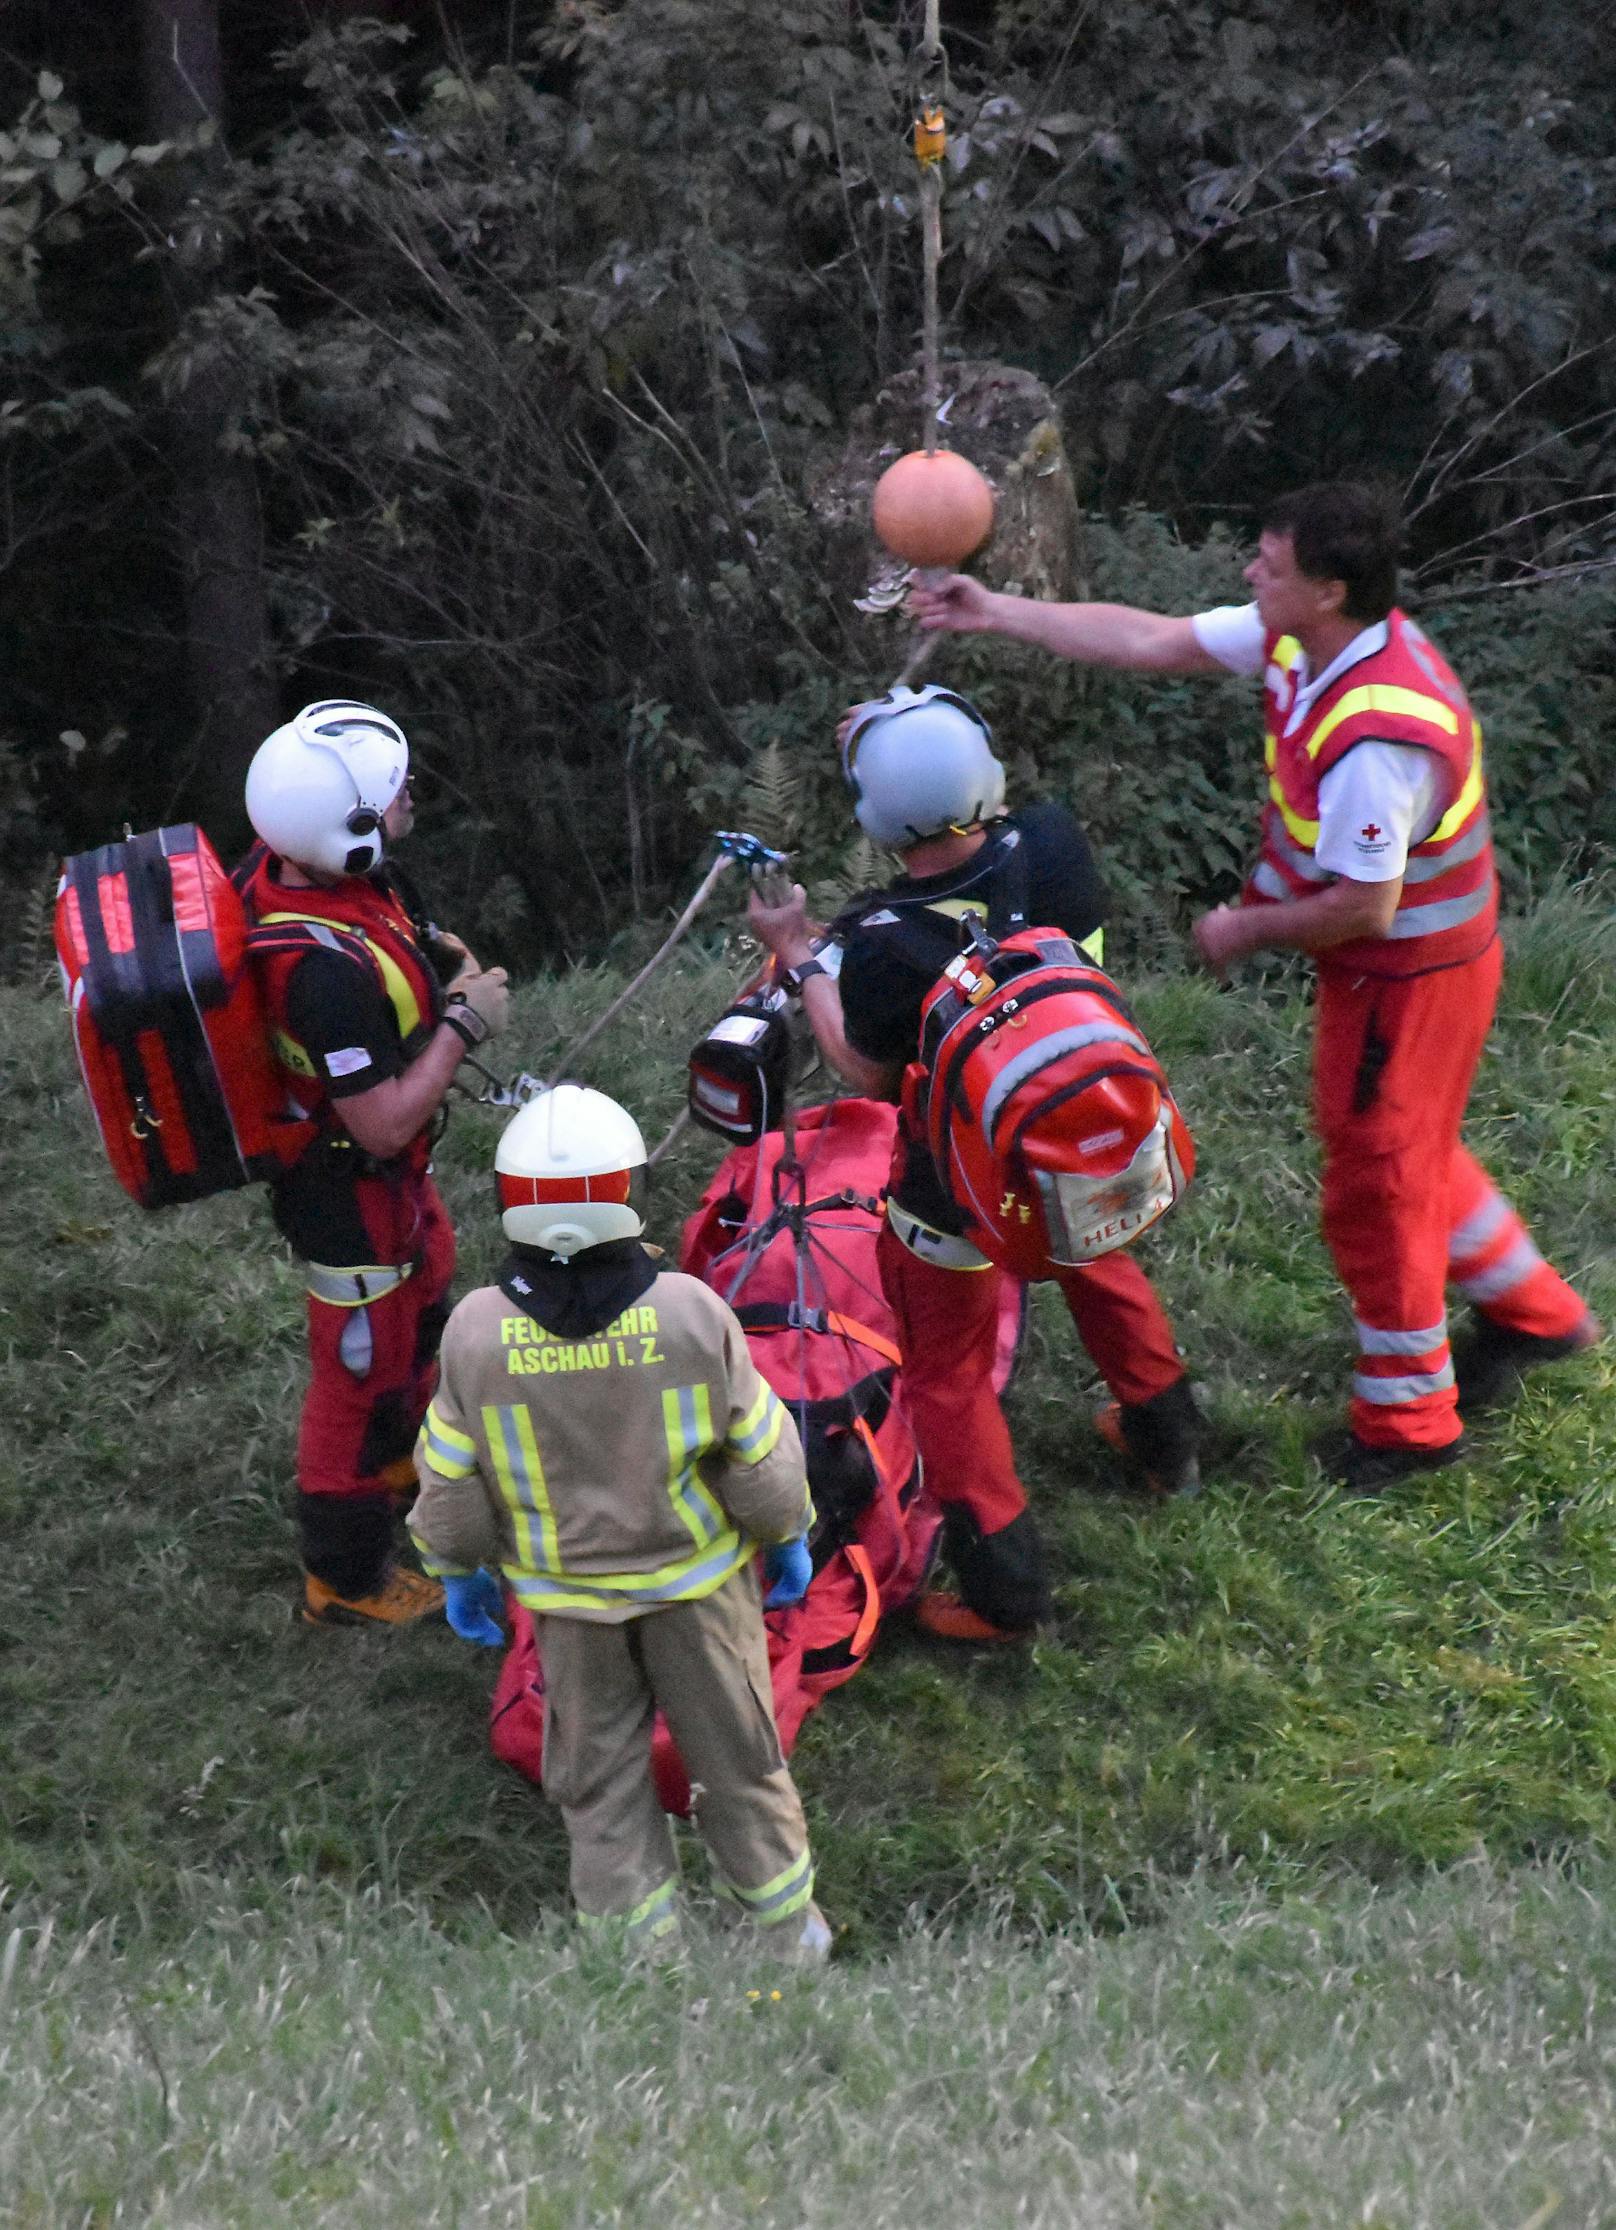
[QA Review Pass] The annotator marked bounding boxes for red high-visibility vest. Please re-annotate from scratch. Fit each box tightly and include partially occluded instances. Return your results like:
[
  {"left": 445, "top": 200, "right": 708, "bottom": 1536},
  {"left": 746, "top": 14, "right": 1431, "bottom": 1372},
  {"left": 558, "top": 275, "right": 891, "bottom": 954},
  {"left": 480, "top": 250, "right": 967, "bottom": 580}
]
[
  {"left": 1244, "top": 610, "right": 1497, "bottom": 977},
  {"left": 238, "top": 846, "right": 445, "bottom": 1175}
]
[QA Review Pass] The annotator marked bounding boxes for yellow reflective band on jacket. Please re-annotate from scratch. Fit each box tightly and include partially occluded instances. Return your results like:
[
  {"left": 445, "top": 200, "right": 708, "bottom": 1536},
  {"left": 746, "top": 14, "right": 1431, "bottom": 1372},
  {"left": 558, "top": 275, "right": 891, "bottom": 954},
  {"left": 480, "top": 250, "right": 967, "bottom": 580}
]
[
  {"left": 503, "top": 1533, "right": 752, "bottom": 1616},
  {"left": 1267, "top": 777, "right": 1319, "bottom": 848},
  {"left": 662, "top": 1384, "right": 731, "bottom": 1549},
  {"left": 1078, "top": 926, "right": 1104, "bottom": 965},
  {"left": 1428, "top": 721, "right": 1485, "bottom": 844},
  {"left": 257, "top": 910, "right": 425, "bottom": 1045},
  {"left": 474, "top": 1384, "right": 750, "bottom": 1616},
  {"left": 1272, "top": 635, "right": 1302, "bottom": 671},
  {"left": 306, "top": 1260, "right": 413, "bottom": 1307},
  {"left": 483, "top": 1404, "right": 561, "bottom": 1575},
  {"left": 1303, "top": 683, "right": 1461, "bottom": 761},
  {"left": 728, "top": 1381, "right": 788, "bottom": 1468},
  {"left": 418, "top": 1397, "right": 479, "bottom": 1481}
]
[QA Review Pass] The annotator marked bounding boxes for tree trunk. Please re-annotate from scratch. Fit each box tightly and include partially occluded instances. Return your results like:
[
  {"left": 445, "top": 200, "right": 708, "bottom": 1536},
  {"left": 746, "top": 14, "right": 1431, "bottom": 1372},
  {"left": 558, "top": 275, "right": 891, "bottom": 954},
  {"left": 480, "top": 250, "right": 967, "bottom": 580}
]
[
  {"left": 140, "top": 0, "right": 277, "bottom": 855},
  {"left": 806, "top": 361, "right": 1085, "bottom": 684}
]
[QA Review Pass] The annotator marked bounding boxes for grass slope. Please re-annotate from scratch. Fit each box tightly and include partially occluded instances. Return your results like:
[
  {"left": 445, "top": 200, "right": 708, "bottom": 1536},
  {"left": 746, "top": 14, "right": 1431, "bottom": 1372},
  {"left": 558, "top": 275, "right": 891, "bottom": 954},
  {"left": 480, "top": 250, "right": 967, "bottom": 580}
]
[{"left": 1, "top": 886, "right": 1613, "bottom": 2221}]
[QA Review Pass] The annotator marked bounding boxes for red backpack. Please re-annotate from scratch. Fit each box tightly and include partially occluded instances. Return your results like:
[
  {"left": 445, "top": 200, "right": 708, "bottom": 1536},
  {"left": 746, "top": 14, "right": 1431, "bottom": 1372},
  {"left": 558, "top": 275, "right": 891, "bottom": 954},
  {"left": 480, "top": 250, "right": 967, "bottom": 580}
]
[
  {"left": 55, "top": 825, "right": 316, "bottom": 1210},
  {"left": 907, "top": 925, "right": 1195, "bottom": 1282}
]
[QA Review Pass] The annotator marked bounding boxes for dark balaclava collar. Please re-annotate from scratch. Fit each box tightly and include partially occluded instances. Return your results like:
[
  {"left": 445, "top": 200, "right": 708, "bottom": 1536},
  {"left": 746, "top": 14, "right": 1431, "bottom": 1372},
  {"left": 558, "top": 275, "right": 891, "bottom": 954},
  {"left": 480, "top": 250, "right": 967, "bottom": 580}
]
[{"left": 497, "top": 1237, "right": 661, "bottom": 1341}]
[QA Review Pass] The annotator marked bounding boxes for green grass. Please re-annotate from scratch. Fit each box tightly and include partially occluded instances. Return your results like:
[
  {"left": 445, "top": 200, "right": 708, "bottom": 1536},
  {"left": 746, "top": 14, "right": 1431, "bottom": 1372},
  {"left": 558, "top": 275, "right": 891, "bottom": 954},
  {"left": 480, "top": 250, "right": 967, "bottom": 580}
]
[
  {"left": 3, "top": 885, "right": 1614, "bottom": 2222},
  {"left": 3, "top": 1860, "right": 1613, "bottom": 2227}
]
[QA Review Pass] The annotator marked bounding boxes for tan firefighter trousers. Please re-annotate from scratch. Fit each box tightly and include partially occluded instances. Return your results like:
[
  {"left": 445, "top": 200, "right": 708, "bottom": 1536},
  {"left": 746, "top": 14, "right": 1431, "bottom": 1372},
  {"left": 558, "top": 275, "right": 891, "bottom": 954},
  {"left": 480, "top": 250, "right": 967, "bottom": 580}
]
[{"left": 537, "top": 1565, "right": 815, "bottom": 1945}]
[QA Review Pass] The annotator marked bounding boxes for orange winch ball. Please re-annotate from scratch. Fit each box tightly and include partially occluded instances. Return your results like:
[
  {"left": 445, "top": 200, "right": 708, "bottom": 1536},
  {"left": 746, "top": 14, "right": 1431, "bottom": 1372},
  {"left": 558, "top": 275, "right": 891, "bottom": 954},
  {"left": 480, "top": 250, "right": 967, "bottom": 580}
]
[{"left": 870, "top": 448, "right": 996, "bottom": 570}]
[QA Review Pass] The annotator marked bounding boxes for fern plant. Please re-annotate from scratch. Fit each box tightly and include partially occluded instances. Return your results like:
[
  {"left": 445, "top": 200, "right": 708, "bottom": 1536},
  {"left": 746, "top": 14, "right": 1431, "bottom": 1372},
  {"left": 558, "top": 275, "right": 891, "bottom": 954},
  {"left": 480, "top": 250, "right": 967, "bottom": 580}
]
[{"left": 732, "top": 738, "right": 804, "bottom": 858}]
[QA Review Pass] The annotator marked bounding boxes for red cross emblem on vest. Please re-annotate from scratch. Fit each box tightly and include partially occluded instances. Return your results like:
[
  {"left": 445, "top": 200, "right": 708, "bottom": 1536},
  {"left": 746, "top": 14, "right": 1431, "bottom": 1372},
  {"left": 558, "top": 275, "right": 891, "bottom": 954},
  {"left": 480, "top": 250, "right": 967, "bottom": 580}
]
[{"left": 1360, "top": 822, "right": 1382, "bottom": 841}]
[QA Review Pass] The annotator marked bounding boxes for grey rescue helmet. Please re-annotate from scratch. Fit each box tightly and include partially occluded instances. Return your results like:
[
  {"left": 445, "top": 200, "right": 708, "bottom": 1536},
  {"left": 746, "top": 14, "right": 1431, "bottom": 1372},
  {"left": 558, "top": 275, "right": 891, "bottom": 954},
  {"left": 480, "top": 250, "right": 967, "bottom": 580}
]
[{"left": 839, "top": 684, "right": 1006, "bottom": 849}]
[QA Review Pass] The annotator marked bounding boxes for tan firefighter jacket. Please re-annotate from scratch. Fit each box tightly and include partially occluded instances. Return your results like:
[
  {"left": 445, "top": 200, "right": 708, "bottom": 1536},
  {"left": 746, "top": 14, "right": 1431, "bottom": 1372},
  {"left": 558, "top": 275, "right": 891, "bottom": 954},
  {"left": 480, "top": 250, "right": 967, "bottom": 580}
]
[{"left": 410, "top": 1269, "right": 810, "bottom": 1622}]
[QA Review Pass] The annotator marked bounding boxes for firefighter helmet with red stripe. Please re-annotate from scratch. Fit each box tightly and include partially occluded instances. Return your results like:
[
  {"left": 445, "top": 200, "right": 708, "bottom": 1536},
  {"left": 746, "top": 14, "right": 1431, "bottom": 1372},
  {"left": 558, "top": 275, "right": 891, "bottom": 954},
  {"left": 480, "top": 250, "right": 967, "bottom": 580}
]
[{"left": 496, "top": 1084, "right": 647, "bottom": 1256}]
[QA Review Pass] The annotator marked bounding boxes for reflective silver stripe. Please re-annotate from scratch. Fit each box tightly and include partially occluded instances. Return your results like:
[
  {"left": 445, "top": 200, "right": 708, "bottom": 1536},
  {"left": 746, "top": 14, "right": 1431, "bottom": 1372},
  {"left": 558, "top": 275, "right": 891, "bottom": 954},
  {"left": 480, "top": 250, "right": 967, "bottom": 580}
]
[
  {"left": 1403, "top": 813, "right": 1491, "bottom": 884},
  {"left": 1249, "top": 860, "right": 1292, "bottom": 901},
  {"left": 1457, "top": 1234, "right": 1543, "bottom": 1303},
  {"left": 579, "top": 1877, "right": 680, "bottom": 1943},
  {"left": 1450, "top": 1188, "right": 1510, "bottom": 1259},
  {"left": 979, "top": 1022, "right": 1151, "bottom": 1147},
  {"left": 338, "top": 1307, "right": 374, "bottom": 1377},
  {"left": 885, "top": 1200, "right": 993, "bottom": 1271},
  {"left": 1355, "top": 1318, "right": 1448, "bottom": 1358},
  {"left": 720, "top": 1849, "right": 816, "bottom": 1924},
  {"left": 1386, "top": 880, "right": 1493, "bottom": 939},
  {"left": 306, "top": 1261, "right": 413, "bottom": 1306},
  {"left": 509, "top": 1537, "right": 748, "bottom": 1612},
  {"left": 1352, "top": 1363, "right": 1457, "bottom": 1405},
  {"left": 1270, "top": 828, "right": 1332, "bottom": 883}
]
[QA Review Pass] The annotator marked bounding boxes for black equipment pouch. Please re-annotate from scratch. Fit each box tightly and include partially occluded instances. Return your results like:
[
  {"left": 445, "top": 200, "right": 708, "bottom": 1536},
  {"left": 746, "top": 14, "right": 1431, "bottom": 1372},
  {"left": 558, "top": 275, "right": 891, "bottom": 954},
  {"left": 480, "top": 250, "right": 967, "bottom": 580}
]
[{"left": 687, "top": 982, "right": 795, "bottom": 1144}]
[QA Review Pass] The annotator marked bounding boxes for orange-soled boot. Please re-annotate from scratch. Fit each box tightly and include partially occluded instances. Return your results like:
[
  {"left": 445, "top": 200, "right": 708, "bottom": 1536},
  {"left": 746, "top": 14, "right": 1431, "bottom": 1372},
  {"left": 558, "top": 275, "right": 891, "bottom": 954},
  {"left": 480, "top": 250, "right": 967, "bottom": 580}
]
[
  {"left": 1094, "top": 1382, "right": 1203, "bottom": 1500},
  {"left": 301, "top": 1566, "right": 444, "bottom": 1628},
  {"left": 914, "top": 1589, "right": 1034, "bottom": 1645}
]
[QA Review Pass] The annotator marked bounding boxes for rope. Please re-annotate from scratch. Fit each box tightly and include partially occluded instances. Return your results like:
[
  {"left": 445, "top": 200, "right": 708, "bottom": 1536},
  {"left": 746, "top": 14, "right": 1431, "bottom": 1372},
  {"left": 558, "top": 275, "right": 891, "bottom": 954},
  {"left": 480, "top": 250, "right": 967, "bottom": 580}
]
[
  {"left": 914, "top": 0, "right": 947, "bottom": 459},
  {"left": 919, "top": 154, "right": 942, "bottom": 458},
  {"left": 890, "top": 0, "right": 952, "bottom": 688}
]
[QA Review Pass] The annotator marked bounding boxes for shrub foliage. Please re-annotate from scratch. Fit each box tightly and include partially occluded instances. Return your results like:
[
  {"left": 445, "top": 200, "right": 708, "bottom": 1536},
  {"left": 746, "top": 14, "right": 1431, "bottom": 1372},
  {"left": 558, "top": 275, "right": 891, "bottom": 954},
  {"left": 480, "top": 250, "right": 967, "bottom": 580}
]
[{"left": 1, "top": 1, "right": 1613, "bottom": 956}]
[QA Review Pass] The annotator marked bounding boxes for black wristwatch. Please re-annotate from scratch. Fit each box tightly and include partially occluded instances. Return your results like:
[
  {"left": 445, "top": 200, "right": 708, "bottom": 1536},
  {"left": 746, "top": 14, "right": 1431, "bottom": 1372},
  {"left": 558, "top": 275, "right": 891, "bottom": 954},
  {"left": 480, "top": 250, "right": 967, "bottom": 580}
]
[
  {"left": 442, "top": 999, "right": 489, "bottom": 1050},
  {"left": 780, "top": 957, "right": 830, "bottom": 995}
]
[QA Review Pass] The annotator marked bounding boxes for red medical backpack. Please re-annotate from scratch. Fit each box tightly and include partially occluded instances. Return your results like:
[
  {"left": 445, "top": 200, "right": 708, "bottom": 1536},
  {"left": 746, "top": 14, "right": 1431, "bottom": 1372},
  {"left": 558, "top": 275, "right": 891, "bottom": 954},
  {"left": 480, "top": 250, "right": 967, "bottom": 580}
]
[
  {"left": 909, "top": 926, "right": 1195, "bottom": 1282},
  {"left": 55, "top": 824, "right": 314, "bottom": 1210}
]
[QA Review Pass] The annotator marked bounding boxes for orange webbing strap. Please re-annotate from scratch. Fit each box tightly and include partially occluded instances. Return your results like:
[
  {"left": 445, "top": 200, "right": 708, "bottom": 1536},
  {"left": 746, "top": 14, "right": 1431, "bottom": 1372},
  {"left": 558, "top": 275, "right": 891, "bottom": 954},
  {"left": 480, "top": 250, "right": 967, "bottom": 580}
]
[
  {"left": 845, "top": 1544, "right": 882, "bottom": 1659},
  {"left": 853, "top": 1411, "right": 905, "bottom": 1535},
  {"left": 825, "top": 1314, "right": 903, "bottom": 1369}
]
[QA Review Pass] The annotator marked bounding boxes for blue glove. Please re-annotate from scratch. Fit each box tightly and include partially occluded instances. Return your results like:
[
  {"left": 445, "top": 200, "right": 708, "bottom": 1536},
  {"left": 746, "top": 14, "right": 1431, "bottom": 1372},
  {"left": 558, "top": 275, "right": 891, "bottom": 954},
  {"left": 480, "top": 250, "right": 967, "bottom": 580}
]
[
  {"left": 443, "top": 1568, "right": 505, "bottom": 1647},
  {"left": 762, "top": 1536, "right": 812, "bottom": 1609}
]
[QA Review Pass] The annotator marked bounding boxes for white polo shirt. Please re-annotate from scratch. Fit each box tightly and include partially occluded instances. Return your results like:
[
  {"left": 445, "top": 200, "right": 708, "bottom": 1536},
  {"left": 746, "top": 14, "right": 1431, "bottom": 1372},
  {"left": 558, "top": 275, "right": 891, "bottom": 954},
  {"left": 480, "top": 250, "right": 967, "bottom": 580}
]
[{"left": 1193, "top": 603, "right": 1441, "bottom": 882}]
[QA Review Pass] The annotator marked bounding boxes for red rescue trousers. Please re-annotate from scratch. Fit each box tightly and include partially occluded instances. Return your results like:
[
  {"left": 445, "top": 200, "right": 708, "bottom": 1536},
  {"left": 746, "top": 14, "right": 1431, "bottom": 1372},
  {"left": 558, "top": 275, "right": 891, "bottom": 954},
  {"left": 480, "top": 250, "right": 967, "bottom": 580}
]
[
  {"left": 296, "top": 1172, "right": 457, "bottom": 1500},
  {"left": 1315, "top": 938, "right": 1586, "bottom": 1450},
  {"left": 875, "top": 1217, "right": 1184, "bottom": 1539}
]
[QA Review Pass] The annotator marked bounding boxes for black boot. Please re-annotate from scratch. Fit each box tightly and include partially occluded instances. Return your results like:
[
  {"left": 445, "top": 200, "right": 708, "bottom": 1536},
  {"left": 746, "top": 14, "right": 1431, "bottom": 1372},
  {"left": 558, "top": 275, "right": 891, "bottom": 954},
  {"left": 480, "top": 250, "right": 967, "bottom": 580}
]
[
  {"left": 1453, "top": 1312, "right": 1601, "bottom": 1416},
  {"left": 917, "top": 1507, "right": 1052, "bottom": 1641},
  {"left": 1331, "top": 1432, "right": 1467, "bottom": 1494},
  {"left": 1096, "top": 1377, "right": 1203, "bottom": 1498}
]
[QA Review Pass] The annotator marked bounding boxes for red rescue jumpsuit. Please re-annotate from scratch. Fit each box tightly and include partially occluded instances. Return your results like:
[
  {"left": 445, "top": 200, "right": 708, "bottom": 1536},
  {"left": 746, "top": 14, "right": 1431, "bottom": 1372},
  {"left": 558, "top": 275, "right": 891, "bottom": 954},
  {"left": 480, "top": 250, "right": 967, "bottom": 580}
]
[
  {"left": 1249, "top": 614, "right": 1587, "bottom": 1450},
  {"left": 241, "top": 850, "right": 455, "bottom": 1589},
  {"left": 837, "top": 807, "right": 1192, "bottom": 1628}
]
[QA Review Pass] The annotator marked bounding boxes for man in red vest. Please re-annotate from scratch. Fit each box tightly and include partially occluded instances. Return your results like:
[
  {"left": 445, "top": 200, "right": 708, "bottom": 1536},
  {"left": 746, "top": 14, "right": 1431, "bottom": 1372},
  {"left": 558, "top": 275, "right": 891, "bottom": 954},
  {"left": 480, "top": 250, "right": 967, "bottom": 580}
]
[
  {"left": 241, "top": 700, "right": 511, "bottom": 1620},
  {"left": 913, "top": 484, "right": 1599, "bottom": 1489}
]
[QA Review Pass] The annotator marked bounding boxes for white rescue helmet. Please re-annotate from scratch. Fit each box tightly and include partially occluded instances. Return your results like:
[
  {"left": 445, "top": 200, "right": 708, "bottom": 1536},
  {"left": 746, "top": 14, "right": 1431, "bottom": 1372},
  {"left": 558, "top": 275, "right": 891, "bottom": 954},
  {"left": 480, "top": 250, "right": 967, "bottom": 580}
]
[
  {"left": 244, "top": 700, "right": 410, "bottom": 878},
  {"left": 839, "top": 683, "right": 1005, "bottom": 849},
  {"left": 496, "top": 1084, "right": 648, "bottom": 1258}
]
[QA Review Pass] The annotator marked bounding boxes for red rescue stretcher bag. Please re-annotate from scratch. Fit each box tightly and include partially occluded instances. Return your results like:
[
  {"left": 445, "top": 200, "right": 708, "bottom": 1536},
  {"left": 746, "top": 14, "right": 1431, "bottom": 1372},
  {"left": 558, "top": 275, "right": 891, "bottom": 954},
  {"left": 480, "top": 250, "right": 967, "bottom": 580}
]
[
  {"left": 55, "top": 824, "right": 313, "bottom": 1210},
  {"left": 908, "top": 925, "right": 1195, "bottom": 1283},
  {"left": 489, "top": 1096, "right": 1025, "bottom": 1811}
]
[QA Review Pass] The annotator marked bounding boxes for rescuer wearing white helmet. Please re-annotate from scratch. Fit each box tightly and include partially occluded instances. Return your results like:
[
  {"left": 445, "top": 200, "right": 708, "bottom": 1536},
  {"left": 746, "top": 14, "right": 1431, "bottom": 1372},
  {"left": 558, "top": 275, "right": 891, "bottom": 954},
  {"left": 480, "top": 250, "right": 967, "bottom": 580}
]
[
  {"left": 748, "top": 682, "right": 1204, "bottom": 1643},
  {"left": 409, "top": 1085, "right": 830, "bottom": 1960},
  {"left": 238, "top": 700, "right": 512, "bottom": 1628}
]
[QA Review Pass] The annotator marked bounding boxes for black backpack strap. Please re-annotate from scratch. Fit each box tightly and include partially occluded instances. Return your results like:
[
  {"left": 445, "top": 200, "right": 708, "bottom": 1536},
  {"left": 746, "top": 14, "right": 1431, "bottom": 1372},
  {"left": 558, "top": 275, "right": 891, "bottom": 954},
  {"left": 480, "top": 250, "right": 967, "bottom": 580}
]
[{"left": 229, "top": 839, "right": 270, "bottom": 897}]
